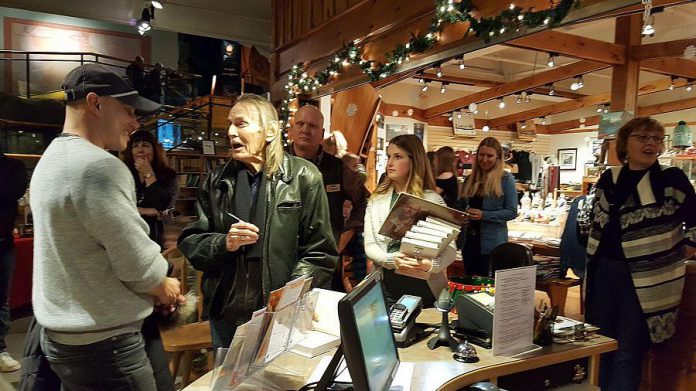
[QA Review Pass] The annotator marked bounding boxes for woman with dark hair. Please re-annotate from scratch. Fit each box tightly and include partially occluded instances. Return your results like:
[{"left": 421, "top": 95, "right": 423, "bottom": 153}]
[
  {"left": 435, "top": 146, "right": 460, "bottom": 208},
  {"left": 459, "top": 137, "right": 517, "bottom": 276},
  {"left": 364, "top": 135, "right": 456, "bottom": 306},
  {"left": 123, "top": 130, "right": 178, "bottom": 247},
  {"left": 583, "top": 117, "right": 696, "bottom": 390}
]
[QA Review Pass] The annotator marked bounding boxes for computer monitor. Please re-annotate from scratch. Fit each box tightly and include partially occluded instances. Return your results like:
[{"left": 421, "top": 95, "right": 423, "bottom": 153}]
[{"left": 317, "top": 272, "right": 400, "bottom": 391}]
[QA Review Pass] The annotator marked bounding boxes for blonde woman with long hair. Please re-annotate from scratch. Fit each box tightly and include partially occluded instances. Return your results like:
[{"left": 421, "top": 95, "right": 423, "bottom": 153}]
[
  {"left": 364, "top": 135, "right": 456, "bottom": 306},
  {"left": 459, "top": 137, "right": 517, "bottom": 276}
]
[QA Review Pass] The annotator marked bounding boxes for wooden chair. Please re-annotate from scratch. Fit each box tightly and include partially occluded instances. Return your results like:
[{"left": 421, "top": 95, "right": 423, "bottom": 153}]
[
  {"left": 159, "top": 247, "right": 212, "bottom": 387},
  {"left": 640, "top": 261, "right": 696, "bottom": 390}
]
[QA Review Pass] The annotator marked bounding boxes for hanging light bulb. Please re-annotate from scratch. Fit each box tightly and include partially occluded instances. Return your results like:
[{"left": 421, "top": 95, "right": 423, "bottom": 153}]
[
  {"left": 440, "top": 82, "right": 447, "bottom": 94},
  {"left": 498, "top": 98, "right": 506, "bottom": 109},
  {"left": 547, "top": 53, "right": 557, "bottom": 68},
  {"left": 642, "top": 15, "right": 655, "bottom": 37}
]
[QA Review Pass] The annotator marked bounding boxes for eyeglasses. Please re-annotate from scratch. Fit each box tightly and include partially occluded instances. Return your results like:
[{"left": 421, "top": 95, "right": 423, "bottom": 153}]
[{"left": 629, "top": 134, "right": 665, "bottom": 144}]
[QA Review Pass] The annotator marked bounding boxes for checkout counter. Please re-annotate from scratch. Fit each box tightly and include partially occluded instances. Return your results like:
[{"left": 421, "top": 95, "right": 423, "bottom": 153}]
[{"left": 184, "top": 308, "right": 616, "bottom": 390}]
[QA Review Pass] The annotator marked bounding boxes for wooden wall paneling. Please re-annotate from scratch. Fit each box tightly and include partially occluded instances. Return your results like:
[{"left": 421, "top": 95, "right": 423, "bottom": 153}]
[
  {"left": 301, "top": 0, "right": 313, "bottom": 33},
  {"left": 324, "top": 0, "right": 335, "bottom": 20},
  {"left": 312, "top": 0, "right": 324, "bottom": 29},
  {"left": 334, "top": 0, "right": 348, "bottom": 15},
  {"left": 293, "top": 0, "right": 303, "bottom": 40},
  {"left": 330, "top": 83, "right": 381, "bottom": 154},
  {"left": 283, "top": 0, "right": 292, "bottom": 47}
]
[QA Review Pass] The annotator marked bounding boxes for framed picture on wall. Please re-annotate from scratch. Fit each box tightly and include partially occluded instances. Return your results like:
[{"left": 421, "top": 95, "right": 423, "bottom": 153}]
[{"left": 558, "top": 148, "right": 577, "bottom": 170}]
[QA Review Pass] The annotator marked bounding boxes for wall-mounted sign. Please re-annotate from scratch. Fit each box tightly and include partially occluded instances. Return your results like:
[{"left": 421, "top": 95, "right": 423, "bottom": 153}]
[{"left": 453, "top": 112, "right": 476, "bottom": 137}]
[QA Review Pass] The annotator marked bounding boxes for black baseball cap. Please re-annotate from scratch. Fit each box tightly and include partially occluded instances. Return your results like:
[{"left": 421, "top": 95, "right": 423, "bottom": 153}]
[{"left": 61, "top": 63, "right": 161, "bottom": 114}]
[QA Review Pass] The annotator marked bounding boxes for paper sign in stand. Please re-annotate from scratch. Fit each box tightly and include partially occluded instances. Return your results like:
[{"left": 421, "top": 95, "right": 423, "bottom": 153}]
[
  {"left": 492, "top": 265, "right": 541, "bottom": 357},
  {"left": 210, "top": 290, "right": 319, "bottom": 390}
]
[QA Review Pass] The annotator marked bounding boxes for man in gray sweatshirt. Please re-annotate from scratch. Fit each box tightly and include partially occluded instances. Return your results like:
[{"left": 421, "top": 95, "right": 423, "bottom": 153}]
[{"left": 30, "top": 64, "right": 183, "bottom": 390}]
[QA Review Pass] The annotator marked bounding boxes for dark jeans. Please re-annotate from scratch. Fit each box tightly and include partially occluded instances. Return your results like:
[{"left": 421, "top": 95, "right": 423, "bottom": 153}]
[
  {"left": 0, "top": 236, "right": 15, "bottom": 352},
  {"left": 345, "top": 232, "right": 367, "bottom": 282},
  {"left": 462, "top": 231, "right": 490, "bottom": 277},
  {"left": 586, "top": 256, "right": 651, "bottom": 391},
  {"left": 210, "top": 318, "right": 238, "bottom": 352},
  {"left": 40, "top": 330, "right": 156, "bottom": 391},
  {"left": 141, "top": 316, "right": 175, "bottom": 391}
]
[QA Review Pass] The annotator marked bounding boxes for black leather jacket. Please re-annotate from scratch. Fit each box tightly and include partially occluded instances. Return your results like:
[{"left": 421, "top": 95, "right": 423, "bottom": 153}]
[{"left": 178, "top": 153, "right": 337, "bottom": 319}]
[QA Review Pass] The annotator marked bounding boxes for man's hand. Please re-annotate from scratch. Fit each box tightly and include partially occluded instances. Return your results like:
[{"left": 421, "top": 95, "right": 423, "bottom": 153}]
[
  {"left": 150, "top": 277, "right": 183, "bottom": 307},
  {"left": 226, "top": 221, "right": 260, "bottom": 252}
]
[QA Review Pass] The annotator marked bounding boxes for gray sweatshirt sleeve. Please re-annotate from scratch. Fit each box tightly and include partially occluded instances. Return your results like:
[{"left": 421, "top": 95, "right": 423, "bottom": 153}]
[{"left": 73, "top": 159, "right": 168, "bottom": 293}]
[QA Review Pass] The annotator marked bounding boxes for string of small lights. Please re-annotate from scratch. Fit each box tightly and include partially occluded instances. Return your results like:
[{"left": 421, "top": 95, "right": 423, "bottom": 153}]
[{"left": 277, "top": 0, "right": 580, "bottom": 145}]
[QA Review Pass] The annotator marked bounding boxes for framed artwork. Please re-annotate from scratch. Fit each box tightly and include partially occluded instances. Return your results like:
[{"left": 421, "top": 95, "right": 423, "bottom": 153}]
[
  {"left": 385, "top": 124, "right": 412, "bottom": 141},
  {"left": 202, "top": 140, "right": 216, "bottom": 155},
  {"left": 584, "top": 162, "right": 600, "bottom": 177},
  {"left": 558, "top": 148, "right": 577, "bottom": 170},
  {"left": 414, "top": 123, "right": 425, "bottom": 141}
]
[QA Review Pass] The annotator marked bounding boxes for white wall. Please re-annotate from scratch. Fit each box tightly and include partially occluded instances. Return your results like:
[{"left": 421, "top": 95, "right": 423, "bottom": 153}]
[
  {"left": 0, "top": 6, "right": 179, "bottom": 68},
  {"left": 549, "top": 131, "right": 598, "bottom": 184}
]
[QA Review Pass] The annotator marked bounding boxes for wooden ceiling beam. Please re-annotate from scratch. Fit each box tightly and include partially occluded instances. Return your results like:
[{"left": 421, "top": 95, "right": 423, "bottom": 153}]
[
  {"left": 506, "top": 30, "right": 626, "bottom": 65},
  {"left": 488, "top": 77, "right": 691, "bottom": 128},
  {"left": 640, "top": 58, "right": 696, "bottom": 79},
  {"left": 423, "top": 60, "right": 609, "bottom": 118},
  {"left": 416, "top": 73, "right": 586, "bottom": 99},
  {"left": 631, "top": 39, "right": 696, "bottom": 61},
  {"left": 546, "top": 96, "right": 696, "bottom": 132}
]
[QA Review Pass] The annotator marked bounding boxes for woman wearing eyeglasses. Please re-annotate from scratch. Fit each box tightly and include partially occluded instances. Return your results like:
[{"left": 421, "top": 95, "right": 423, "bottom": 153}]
[{"left": 584, "top": 117, "right": 696, "bottom": 390}]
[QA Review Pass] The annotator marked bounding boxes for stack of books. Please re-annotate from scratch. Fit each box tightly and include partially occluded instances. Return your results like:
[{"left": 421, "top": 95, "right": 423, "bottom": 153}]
[
  {"left": 399, "top": 216, "right": 460, "bottom": 260},
  {"left": 534, "top": 255, "right": 562, "bottom": 281}
]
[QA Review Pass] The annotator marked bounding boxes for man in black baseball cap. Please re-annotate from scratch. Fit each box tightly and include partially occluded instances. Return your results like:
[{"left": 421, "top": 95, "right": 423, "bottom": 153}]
[{"left": 28, "top": 64, "right": 183, "bottom": 389}]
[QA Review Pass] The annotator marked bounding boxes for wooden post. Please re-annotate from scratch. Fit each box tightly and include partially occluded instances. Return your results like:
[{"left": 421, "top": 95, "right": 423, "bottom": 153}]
[{"left": 610, "top": 14, "right": 642, "bottom": 113}]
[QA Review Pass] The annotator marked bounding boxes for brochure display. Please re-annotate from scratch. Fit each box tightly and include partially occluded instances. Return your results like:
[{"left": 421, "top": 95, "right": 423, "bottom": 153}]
[{"left": 210, "top": 277, "right": 319, "bottom": 390}]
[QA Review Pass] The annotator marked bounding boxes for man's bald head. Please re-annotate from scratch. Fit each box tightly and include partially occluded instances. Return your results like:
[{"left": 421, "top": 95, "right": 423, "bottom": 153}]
[{"left": 289, "top": 105, "right": 325, "bottom": 158}]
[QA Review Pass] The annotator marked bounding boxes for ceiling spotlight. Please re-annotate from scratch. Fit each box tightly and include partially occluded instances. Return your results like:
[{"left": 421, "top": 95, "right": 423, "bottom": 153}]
[
  {"left": 436, "top": 65, "right": 443, "bottom": 78},
  {"left": 457, "top": 55, "right": 466, "bottom": 70},
  {"left": 603, "top": 107, "right": 609, "bottom": 113},
  {"left": 596, "top": 104, "right": 604, "bottom": 113},
  {"left": 520, "top": 122, "right": 527, "bottom": 129},
  {"left": 457, "top": 111, "right": 462, "bottom": 119},
  {"left": 418, "top": 78, "right": 424, "bottom": 83},
  {"left": 498, "top": 98, "right": 506, "bottom": 109},
  {"left": 668, "top": 76, "right": 676, "bottom": 90},
  {"left": 151, "top": 1, "right": 163, "bottom": 9},
  {"left": 482, "top": 125, "right": 490, "bottom": 132},
  {"left": 440, "top": 82, "right": 448, "bottom": 94},
  {"left": 687, "top": 80, "right": 693, "bottom": 92},
  {"left": 137, "top": 5, "right": 154, "bottom": 35},
  {"left": 448, "top": 115, "right": 453, "bottom": 122},
  {"left": 541, "top": 117, "right": 547, "bottom": 125},
  {"left": 525, "top": 92, "right": 531, "bottom": 103},
  {"left": 421, "top": 81, "right": 429, "bottom": 92},
  {"left": 570, "top": 76, "right": 584, "bottom": 91},
  {"left": 642, "top": 15, "right": 655, "bottom": 37},
  {"left": 468, "top": 102, "right": 478, "bottom": 113},
  {"left": 548, "top": 84, "right": 555, "bottom": 96},
  {"left": 547, "top": 52, "right": 557, "bottom": 68},
  {"left": 516, "top": 94, "right": 522, "bottom": 104}
]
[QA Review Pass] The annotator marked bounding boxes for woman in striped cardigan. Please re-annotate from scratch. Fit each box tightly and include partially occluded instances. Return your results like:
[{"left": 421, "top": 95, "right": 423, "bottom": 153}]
[{"left": 585, "top": 117, "right": 696, "bottom": 390}]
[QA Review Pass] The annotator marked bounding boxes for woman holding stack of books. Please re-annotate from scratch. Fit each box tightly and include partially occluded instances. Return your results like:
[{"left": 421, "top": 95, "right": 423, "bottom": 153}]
[
  {"left": 459, "top": 137, "right": 518, "bottom": 277},
  {"left": 364, "top": 134, "right": 457, "bottom": 307}
]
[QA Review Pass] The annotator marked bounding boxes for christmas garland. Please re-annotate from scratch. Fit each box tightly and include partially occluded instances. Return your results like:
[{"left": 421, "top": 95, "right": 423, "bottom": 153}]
[{"left": 279, "top": 0, "right": 580, "bottom": 142}]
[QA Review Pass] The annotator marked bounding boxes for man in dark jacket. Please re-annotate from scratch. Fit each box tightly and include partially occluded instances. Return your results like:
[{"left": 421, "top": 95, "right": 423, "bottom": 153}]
[
  {"left": 288, "top": 105, "right": 369, "bottom": 290},
  {"left": 178, "top": 95, "right": 337, "bottom": 350},
  {"left": 0, "top": 151, "right": 27, "bottom": 372}
]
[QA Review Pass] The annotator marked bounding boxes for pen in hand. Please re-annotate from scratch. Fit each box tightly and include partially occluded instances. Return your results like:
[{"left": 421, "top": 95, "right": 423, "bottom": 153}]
[{"left": 226, "top": 212, "right": 261, "bottom": 238}]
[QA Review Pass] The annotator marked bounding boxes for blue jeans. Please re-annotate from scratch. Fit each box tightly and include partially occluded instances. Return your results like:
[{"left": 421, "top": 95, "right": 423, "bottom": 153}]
[
  {"left": 0, "top": 236, "right": 15, "bottom": 352},
  {"left": 41, "top": 331, "right": 156, "bottom": 391}
]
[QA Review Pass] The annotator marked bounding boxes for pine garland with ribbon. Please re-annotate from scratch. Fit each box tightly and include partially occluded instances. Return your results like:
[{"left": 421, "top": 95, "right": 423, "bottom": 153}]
[{"left": 280, "top": 0, "right": 580, "bottom": 144}]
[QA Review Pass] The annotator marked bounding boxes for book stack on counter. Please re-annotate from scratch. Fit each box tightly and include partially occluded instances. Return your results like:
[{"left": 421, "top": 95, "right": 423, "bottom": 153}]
[{"left": 397, "top": 216, "right": 460, "bottom": 280}]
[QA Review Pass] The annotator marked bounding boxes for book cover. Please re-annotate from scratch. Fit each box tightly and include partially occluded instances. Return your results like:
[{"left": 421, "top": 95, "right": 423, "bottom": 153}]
[{"left": 378, "top": 193, "right": 468, "bottom": 240}]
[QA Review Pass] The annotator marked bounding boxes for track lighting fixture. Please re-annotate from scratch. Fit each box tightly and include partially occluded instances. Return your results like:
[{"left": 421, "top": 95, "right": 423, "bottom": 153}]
[
  {"left": 570, "top": 76, "right": 584, "bottom": 91},
  {"left": 547, "top": 52, "right": 557, "bottom": 68},
  {"left": 548, "top": 84, "right": 555, "bottom": 96},
  {"left": 421, "top": 81, "right": 429, "bottom": 92},
  {"left": 440, "top": 82, "right": 448, "bottom": 94},
  {"left": 498, "top": 98, "right": 506, "bottom": 109}
]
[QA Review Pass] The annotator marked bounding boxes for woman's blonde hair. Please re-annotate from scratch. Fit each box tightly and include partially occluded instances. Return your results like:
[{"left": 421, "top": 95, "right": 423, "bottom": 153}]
[
  {"left": 462, "top": 137, "right": 504, "bottom": 198},
  {"left": 232, "top": 94, "right": 284, "bottom": 178},
  {"left": 373, "top": 134, "right": 436, "bottom": 198}
]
